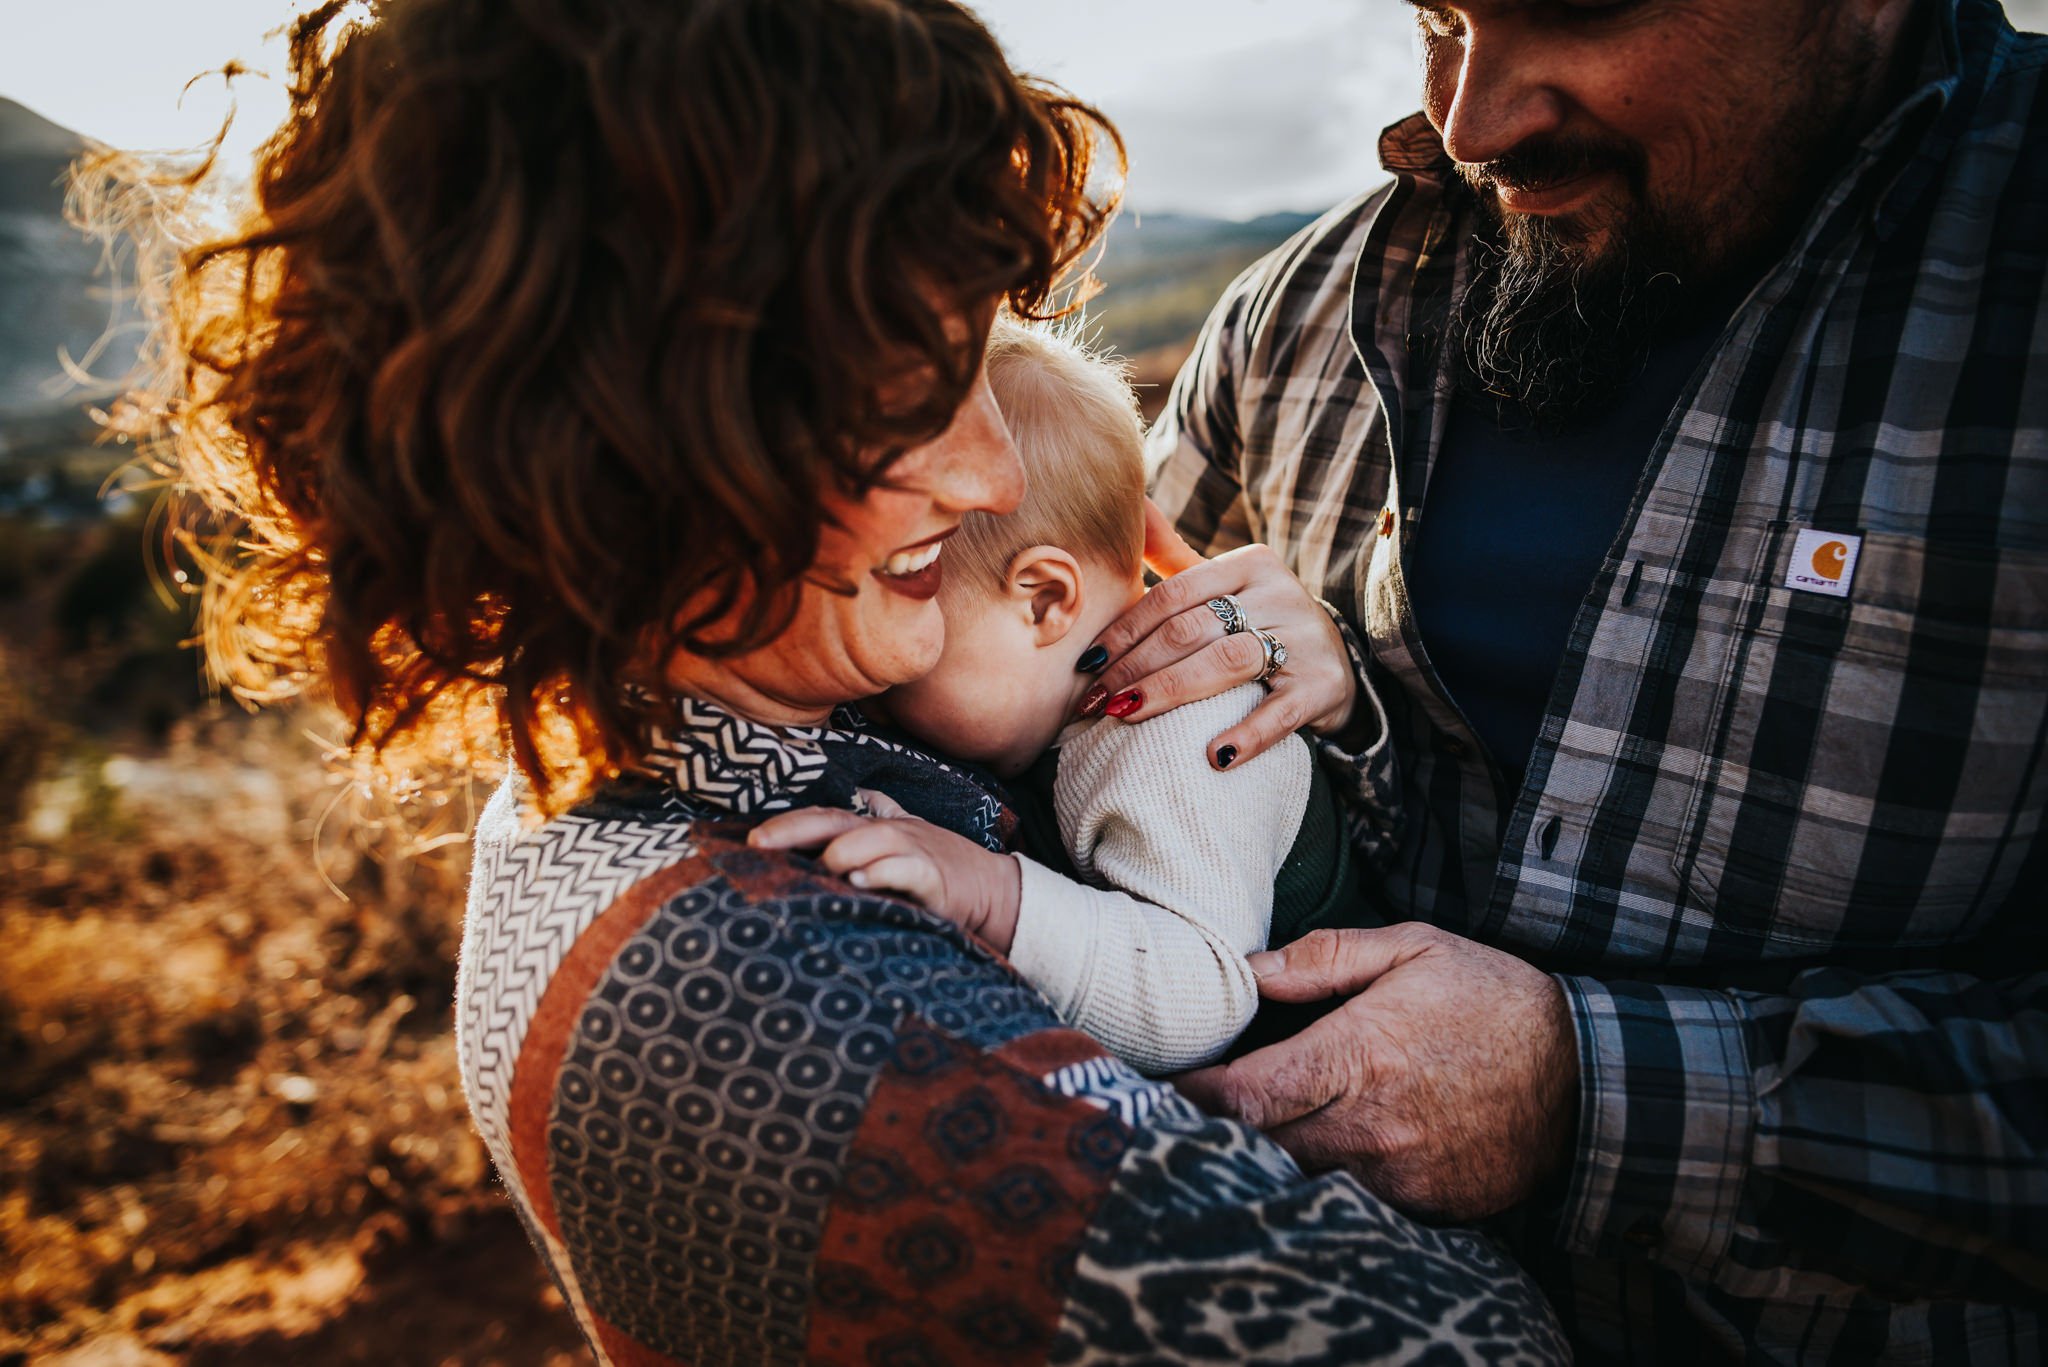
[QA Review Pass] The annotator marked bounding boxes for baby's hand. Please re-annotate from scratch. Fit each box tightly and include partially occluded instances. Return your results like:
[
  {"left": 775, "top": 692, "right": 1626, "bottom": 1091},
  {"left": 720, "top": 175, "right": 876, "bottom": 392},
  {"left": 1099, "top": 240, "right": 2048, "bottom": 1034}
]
[{"left": 747, "top": 790, "right": 1021, "bottom": 953}]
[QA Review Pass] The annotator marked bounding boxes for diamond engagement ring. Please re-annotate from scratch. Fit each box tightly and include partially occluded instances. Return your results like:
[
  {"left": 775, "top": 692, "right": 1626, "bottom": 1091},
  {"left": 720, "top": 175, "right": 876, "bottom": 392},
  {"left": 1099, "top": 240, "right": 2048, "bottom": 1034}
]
[
  {"left": 1250, "top": 627, "right": 1288, "bottom": 684},
  {"left": 1206, "top": 594, "right": 1250, "bottom": 635}
]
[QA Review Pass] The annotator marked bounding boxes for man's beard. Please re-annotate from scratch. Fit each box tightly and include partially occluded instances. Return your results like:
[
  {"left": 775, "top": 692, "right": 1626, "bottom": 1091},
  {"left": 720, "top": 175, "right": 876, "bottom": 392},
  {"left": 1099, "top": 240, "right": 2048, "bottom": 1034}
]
[
  {"left": 1445, "top": 140, "right": 1706, "bottom": 433},
  {"left": 1443, "top": 15, "right": 1881, "bottom": 433}
]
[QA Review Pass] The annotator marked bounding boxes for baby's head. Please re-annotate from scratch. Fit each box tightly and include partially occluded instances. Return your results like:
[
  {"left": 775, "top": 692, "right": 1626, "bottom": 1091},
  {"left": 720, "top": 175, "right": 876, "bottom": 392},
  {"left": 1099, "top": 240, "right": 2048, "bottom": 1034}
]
[{"left": 882, "top": 318, "right": 1147, "bottom": 778}]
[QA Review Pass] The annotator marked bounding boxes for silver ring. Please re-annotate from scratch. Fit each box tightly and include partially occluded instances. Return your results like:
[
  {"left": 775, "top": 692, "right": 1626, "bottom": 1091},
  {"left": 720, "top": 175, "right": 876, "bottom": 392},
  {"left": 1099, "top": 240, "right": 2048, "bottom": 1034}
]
[
  {"left": 1206, "top": 595, "right": 1250, "bottom": 635},
  {"left": 1251, "top": 627, "right": 1288, "bottom": 684}
]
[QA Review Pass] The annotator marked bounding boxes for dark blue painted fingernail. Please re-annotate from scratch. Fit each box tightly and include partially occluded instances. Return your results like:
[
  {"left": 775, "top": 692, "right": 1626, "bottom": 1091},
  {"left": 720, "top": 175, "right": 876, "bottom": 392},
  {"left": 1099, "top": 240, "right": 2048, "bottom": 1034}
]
[
  {"left": 1076, "top": 644, "right": 1109, "bottom": 674},
  {"left": 1214, "top": 744, "right": 1238, "bottom": 770}
]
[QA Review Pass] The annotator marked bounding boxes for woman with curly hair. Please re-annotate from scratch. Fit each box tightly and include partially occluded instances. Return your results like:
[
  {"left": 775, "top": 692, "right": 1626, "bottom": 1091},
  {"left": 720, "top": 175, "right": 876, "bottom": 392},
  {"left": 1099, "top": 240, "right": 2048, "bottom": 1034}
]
[{"left": 85, "top": 0, "right": 1566, "bottom": 1360}]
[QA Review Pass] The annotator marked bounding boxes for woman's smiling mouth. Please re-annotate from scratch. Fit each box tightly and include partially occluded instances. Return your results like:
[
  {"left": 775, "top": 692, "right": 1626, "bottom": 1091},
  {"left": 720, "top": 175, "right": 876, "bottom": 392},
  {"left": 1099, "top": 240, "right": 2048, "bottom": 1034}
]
[{"left": 874, "top": 530, "right": 952, "bottom": 600}]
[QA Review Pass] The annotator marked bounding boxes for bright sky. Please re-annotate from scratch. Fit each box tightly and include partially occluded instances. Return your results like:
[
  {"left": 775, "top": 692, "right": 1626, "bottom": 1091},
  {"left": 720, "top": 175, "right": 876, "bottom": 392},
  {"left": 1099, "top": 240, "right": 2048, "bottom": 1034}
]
[
  {"left": 972, "top": 1, "right": 1422, "bottom": 216},
  {"left": 6, "top": 1, "right": 2048, "bottom": 218},
  {"left": 0, "top": 0, "right": 1422, "bottom": 219}
]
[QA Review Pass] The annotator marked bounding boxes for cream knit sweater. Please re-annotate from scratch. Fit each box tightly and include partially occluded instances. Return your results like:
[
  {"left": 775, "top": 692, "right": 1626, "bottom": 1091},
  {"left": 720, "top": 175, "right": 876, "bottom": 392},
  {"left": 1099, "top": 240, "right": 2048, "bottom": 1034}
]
[{"left": 1006, "top": 684, "right": 1313, "bottom": 1075}]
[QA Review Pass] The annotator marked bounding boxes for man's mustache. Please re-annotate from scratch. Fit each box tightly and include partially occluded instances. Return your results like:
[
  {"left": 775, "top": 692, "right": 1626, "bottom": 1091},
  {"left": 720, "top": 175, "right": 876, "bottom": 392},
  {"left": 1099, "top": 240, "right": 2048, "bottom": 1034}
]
[{"left": 1456, "top": 136, "right": 1646, "bottom": 199}]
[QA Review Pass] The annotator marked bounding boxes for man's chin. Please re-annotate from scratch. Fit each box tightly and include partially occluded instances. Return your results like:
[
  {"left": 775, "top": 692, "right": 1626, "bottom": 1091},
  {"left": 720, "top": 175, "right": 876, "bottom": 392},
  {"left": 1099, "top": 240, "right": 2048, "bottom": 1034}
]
[{"left": 1452, "top": 191, "right": 1698, "bottom": 428}]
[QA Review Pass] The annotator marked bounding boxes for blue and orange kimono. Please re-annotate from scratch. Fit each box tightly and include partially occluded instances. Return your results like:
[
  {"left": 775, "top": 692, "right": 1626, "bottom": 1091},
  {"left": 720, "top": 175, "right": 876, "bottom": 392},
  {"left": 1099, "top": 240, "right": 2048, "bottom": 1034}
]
[{"left": 455, "top": 695, "right": 1565, "bottom": 1365}]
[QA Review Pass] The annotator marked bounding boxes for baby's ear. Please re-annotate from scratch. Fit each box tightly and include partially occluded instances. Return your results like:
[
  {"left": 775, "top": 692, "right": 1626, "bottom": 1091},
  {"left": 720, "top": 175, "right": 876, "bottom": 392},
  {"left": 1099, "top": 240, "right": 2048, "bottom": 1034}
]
[{"left": 1005, "top": 545, "right": 1086, "bottom": 645}]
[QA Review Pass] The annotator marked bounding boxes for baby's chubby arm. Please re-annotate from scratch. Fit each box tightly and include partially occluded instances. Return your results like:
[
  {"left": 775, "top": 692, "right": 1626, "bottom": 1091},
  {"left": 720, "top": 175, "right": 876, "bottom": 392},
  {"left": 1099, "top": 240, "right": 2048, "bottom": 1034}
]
[
  {"left": 748, "top": 686, "right": 1310, "bottom": 1075},
  {"left": 747, "top": 789, "right": 1025, "bottom": 950},
  {"left": 1010, "top": 684, "right": 1312, "bottom": 1074}
]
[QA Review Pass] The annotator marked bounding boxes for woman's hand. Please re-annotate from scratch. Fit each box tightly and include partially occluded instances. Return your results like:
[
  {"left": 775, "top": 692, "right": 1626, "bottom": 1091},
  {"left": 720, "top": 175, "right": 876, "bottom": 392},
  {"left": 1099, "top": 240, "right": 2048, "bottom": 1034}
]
[
  {"left": 1079, "top": 500, "right": 1359, "bottom": 768},
  {"left": 747, "top": 790, "right": 1021, "bottom": 952}
]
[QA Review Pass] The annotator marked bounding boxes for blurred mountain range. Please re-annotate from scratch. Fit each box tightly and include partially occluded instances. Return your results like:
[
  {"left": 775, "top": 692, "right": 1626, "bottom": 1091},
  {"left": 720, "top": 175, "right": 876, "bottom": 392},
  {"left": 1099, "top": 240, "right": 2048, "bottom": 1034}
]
[
  {"left": 0, "top": 92, "right": 1317, "bottom": 515},
  {"left": 0, "top": 97, "right": 140, "bottom": 494},
  {"left": 1085, "top": 207, "right": 1315, "bottom": 357}
]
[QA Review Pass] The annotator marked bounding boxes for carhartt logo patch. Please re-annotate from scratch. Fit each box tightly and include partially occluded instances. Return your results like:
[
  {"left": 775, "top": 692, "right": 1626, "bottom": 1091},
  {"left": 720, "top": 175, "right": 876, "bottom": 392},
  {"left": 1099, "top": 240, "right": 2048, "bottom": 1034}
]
[{"left": 1785, "top": 528, "right": 1861, "bottom": 598}]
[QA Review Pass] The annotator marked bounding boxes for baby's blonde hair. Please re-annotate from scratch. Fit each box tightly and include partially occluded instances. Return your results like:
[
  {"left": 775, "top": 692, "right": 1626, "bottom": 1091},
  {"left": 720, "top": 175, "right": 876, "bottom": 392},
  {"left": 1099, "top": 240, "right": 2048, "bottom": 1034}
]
[{"left": 948, "top": 317, "right": 1146, "bottom": 598}]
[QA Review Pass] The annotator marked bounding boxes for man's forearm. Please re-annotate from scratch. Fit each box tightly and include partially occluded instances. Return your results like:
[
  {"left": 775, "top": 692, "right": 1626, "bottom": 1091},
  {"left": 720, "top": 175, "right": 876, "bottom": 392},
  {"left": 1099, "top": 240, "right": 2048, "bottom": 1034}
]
[{"left": 1554, "top": 968, "right": 2048, "bottom": 1303}]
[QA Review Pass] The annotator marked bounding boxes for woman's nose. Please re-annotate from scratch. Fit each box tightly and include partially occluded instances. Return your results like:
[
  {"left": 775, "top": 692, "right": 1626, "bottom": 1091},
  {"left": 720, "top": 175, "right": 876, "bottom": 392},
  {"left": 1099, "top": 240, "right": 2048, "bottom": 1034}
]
[{"left": 934, "top": 372, "right": 1026, "bottom": 517}]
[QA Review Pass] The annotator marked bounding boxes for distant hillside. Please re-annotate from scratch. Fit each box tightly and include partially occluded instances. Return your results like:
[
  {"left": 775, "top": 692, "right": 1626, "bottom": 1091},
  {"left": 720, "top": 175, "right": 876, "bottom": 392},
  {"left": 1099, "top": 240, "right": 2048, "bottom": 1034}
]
[
  {"left": 0, "top": 95, "right": 134, "bottom": 471},
  {"left": 0, "top": 94, "right": 84, "bottom": 191},
  {"left": 1087, "top": 208, "right": 1319, "bottom": 359}
]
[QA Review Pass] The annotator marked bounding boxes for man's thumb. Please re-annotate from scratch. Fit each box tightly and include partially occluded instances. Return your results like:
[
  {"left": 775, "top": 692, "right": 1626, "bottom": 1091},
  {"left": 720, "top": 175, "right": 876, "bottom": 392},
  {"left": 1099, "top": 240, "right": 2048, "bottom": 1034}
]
[
  {"left": 1141, "top": 497, "right": 1206, "bottom": 578},
  {"left": 1248, "top": 926, "right": 1430, "bottom": 1002}
]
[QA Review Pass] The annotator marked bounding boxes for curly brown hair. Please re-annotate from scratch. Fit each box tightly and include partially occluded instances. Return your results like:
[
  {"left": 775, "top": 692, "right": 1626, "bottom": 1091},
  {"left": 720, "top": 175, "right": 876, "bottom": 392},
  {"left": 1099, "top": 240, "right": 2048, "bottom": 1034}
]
[{"left": 80, "top": 0, "right": 1120, "bottom": 809}]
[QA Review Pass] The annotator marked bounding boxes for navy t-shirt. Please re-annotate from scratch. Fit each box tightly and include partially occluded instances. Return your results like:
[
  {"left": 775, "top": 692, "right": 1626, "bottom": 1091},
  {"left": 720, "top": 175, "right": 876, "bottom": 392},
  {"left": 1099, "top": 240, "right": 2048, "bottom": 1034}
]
[{"left": 1406, "top": 317, "right": 1726, "bottom": 786}]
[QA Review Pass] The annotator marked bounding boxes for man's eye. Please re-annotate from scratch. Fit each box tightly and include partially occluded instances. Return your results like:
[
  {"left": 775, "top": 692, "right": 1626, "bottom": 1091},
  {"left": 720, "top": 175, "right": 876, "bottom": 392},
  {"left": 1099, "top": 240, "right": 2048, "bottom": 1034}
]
[{"left": 1414, "top": 5, "right": 1466, "bottom": 40}]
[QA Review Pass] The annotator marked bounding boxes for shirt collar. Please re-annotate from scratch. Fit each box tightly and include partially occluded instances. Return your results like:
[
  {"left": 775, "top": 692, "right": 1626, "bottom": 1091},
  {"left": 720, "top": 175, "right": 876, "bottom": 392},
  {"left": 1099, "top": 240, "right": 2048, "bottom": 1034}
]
[
  {"left": 1376, "top": 111, "right": 1453, "bottom": 181},
  {"left": 1869, "top": 0, "right": 1992, "bottom": 239},
  {"left": 633, "top": 693, "right": 839, "bottom": 818},
  {"left": 626, "top": 692, "right": 1019, "bottom": 852}
]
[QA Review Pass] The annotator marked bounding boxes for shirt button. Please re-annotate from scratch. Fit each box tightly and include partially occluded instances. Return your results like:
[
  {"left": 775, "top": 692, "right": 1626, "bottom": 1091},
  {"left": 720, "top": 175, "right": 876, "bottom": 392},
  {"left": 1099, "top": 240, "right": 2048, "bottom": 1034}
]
[
  {"left": 1379, "top": 507, "right": 1396, "bottom": 538},
  {"left": 1624, "top": 1219, "right": 1663, "bottom": 1249},
  {"left": 1443, "top": 736, "right": 1470, "bottom": 759}
]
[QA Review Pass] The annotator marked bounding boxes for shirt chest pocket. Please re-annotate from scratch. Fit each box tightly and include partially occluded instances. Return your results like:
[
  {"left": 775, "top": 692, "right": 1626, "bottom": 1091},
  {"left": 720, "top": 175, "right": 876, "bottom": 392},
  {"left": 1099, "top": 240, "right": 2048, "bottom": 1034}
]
[{"left": 1674, "top": 524, "right": 2048, "bottom": 949}]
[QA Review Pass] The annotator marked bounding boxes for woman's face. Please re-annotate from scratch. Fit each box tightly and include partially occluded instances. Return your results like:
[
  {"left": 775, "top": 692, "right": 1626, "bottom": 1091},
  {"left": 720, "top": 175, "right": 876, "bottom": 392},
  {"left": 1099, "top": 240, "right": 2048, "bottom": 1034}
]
[{"left": 681, "top": 343, "right": 1026, "bottom": 724}]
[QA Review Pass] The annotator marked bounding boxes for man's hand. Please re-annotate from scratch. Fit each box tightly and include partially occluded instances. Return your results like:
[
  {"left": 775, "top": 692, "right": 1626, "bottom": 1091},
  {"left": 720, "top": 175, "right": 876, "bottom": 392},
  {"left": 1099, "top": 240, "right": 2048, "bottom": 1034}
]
[
  {"left": 1078, "top": 500, "right": 1361, "bottom": 768},
  {"left": 1176, "top": 924, "right": 1580, "bottom": 1221},
  {"left": 747, "top": 791, "right": 1022, "bottom": 952}
]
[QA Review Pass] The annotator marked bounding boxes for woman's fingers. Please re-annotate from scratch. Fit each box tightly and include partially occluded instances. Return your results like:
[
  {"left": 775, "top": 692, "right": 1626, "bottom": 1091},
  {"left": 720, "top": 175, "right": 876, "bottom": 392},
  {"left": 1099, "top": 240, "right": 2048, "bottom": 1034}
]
[
  {"left": 1085, "top": 546, "right": 1257, "bottom": 670},
  {"left": 1200, "top": 682, "right": 1320, "bottom": 769},
  {"left": 1080, "top": 631, "right": 1268, "bottom": 725},
  {"left": 1074, "top": 595, "right": 1340, "bottom": 770},
  {"left": 1076, "top": 528, "right": 1362, "bottom": 764},
  {"left": 1082, "top": 602, "right": 1240, "bottom": 709}
]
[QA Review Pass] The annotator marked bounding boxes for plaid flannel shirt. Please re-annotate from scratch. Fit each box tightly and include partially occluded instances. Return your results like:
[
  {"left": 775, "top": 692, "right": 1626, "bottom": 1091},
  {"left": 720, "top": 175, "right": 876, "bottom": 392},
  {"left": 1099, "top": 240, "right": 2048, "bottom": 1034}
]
[{"left": 1148, "top": 1, "right": 2048, "bottom": 1360}]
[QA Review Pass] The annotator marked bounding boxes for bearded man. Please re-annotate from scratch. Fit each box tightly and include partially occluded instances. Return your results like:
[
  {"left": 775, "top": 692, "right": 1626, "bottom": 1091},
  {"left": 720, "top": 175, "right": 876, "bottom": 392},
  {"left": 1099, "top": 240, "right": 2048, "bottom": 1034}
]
[{"left": 1122, "top": 0, "right": 2047, "bottom": 1359}]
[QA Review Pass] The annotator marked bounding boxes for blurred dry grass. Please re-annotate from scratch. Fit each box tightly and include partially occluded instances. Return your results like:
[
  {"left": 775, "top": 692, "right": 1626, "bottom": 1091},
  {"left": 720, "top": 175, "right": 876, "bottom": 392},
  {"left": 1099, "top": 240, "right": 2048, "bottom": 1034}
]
[{"left": 0, "top": 638, "right": 589, "bottom": 1364}]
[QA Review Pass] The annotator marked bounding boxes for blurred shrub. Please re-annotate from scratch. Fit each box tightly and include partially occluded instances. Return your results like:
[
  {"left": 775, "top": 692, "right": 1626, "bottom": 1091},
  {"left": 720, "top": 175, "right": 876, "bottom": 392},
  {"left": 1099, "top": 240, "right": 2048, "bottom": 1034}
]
[
  {"left": 0, "top": 514, "right": 69, "bottom": 600},
  {"left": 0, "top": 658, "right": 53, "bottom": 828}
]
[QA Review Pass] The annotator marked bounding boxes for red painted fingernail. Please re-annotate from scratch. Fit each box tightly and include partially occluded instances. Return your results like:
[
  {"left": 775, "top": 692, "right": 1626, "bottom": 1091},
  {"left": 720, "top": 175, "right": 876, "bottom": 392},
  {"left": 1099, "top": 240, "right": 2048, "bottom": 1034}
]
[
  {"left": 1104, "top": 689, "right": 1143, "bottom": 719},
  {"left": 1077, "top": 685, "right": 1109, "bottom": 718}
]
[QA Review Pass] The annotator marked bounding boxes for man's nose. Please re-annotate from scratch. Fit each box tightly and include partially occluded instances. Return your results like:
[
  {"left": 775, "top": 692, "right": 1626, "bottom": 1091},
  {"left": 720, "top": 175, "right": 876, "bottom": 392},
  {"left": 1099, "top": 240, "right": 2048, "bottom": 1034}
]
[
  {"left": 1437, "top": 26, "right": 1568, "bottom": 169},
  {"left": 936, "top": 376, "right": 1026, "bottom": 517}
]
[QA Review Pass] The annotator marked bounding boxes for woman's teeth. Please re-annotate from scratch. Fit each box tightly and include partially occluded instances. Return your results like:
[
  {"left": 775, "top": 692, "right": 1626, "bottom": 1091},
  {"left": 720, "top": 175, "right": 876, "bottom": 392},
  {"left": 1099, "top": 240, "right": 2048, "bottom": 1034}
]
[{"left": 880, "top": 541, "right": 944, "bottom": 577}]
